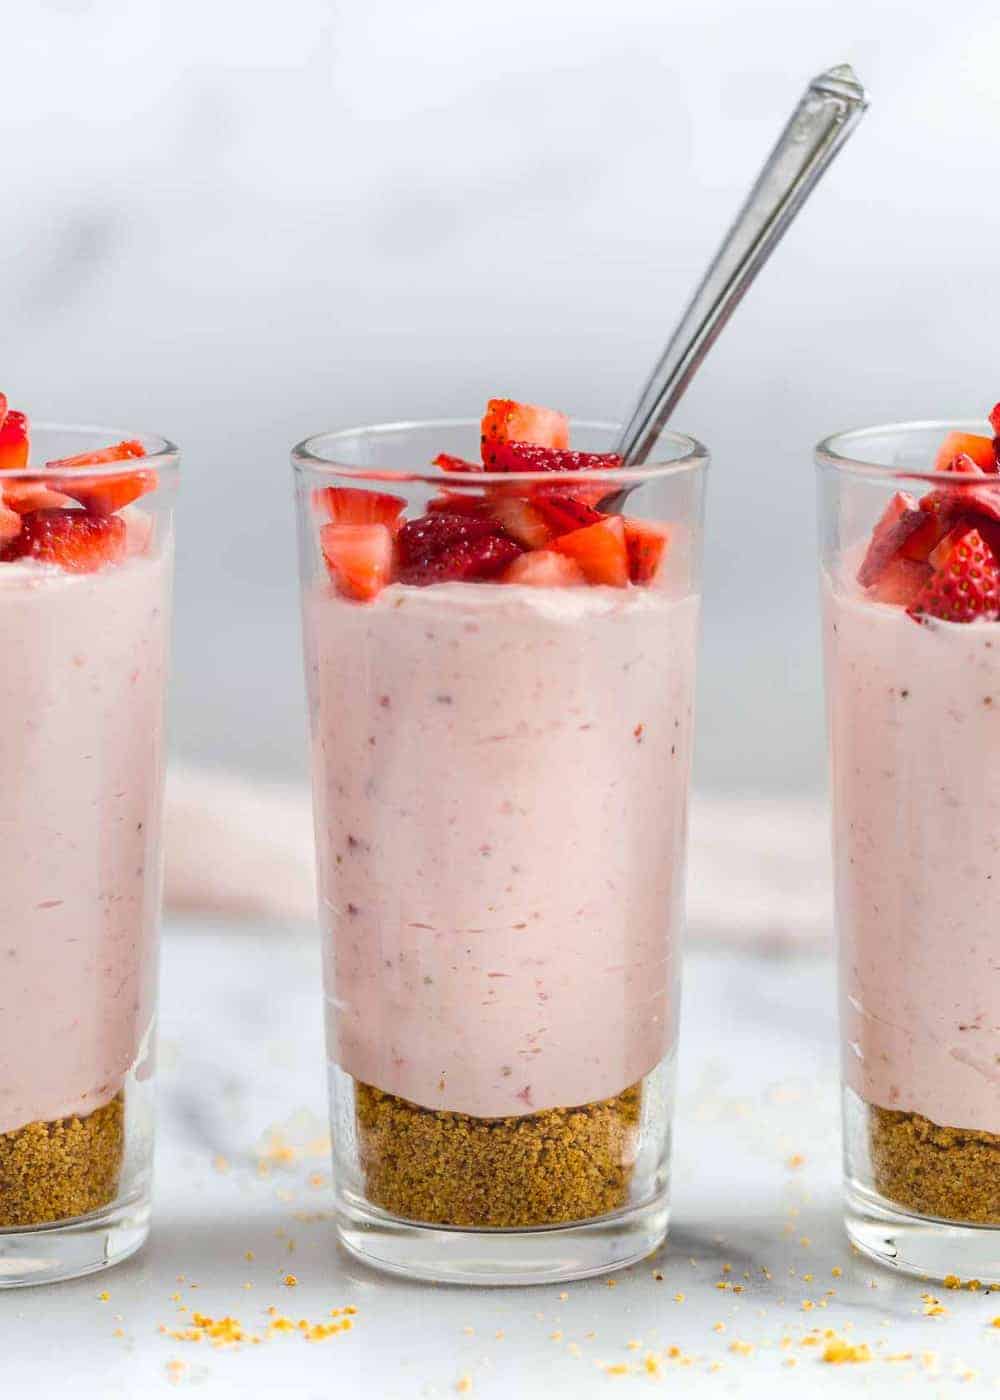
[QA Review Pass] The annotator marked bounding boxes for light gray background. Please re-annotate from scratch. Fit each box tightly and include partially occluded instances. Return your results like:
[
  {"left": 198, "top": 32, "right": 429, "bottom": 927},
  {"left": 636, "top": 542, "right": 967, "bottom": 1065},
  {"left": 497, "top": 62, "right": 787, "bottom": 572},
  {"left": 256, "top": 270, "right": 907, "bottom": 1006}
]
[{"left": 4, "top": 0, "right": 997, "bottom": 794}]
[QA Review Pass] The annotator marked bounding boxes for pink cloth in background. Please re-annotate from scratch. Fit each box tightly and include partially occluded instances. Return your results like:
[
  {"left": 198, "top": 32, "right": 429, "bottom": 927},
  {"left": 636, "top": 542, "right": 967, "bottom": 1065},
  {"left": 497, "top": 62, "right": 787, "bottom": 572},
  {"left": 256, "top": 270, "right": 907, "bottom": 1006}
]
[{"left": 164, "top": 769, "right": 833, "bottom": 944}]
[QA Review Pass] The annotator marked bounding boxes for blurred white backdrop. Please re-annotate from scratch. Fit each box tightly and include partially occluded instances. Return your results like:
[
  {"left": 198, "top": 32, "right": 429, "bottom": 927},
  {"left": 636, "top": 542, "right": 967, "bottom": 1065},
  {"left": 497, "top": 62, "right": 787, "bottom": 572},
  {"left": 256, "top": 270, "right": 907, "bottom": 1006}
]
[{"left": 3, "top": 0, "right": 998, "bottom": 794}]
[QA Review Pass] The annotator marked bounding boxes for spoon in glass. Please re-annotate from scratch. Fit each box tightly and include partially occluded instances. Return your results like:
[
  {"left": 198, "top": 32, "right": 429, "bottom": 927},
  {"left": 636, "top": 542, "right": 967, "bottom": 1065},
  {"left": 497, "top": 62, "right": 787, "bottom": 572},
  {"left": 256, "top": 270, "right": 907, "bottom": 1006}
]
[{"left": 608, "top": 62, "right": 869, "bottom": 489}]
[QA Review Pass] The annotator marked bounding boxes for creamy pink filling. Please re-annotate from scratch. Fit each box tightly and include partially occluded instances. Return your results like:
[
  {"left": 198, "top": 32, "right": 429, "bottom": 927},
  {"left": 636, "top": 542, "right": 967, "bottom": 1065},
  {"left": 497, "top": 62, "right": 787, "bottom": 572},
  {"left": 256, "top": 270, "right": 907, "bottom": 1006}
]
[
  {"left": 305, "top": 577, "right": 698, "bottom": 1117},
  {"left": 825, "top": 569, "right": 1000, "bottom": 1134},
  {"left": 0, "top": 552, "right": 169, "bottom": 1136}
]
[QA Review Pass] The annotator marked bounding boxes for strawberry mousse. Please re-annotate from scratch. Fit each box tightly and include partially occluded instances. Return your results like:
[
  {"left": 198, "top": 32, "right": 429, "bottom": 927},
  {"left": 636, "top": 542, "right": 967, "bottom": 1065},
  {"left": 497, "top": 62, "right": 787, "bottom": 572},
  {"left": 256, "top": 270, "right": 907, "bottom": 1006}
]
[
  {"left": 824, "top": 402, "right": 1000, "bottom": 1226},
  {"left": 0, "top": 397, "right": 171, "bottom": 1235},
  {"left": 298, "top": 399, "right": 702, "bottom": 1238}
]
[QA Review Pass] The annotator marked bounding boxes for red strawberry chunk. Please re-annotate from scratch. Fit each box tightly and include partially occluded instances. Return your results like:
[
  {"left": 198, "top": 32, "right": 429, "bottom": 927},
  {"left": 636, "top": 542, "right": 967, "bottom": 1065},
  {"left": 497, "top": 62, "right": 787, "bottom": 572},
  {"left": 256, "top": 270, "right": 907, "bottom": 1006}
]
[
  {"left": 0, "top": 393, "right": 7, "bottom": 430},
  {"left": 485, "top": 439, "right": 622, "bottom": 475},
  {"left": 551, "top": 515, "right": 629, "bottom": 587},
  {"left": 486, "top": 496, "right": 553, "bottom": 549},
  {"left": 396, "top": 511, "right": 521, "bottom": 585},
  {"left": 47, "top": 440, "right": 154, "bottom": 516},
  {"left": 869, "top": 556, "right": 931, "bottom": 607},
  {"left": 624, "top": 519, "right": 669, "bottom": 584},
  {"left": 857, "top": 491, "right": 925, "bottom": 586},
  {"left": 989, "top": 403, "right": 1000, "bottom": 437},
  {"left": 480, "top": 399, "right": 569, "bottom": 459},
  {"left": 320, "top": 522, "right": 394, "bottom": 601},
  {"left": 0, "top": 502, "right": 21, "bottom": 547},
  {"left": 433, "top": 452, "right": 482, "bottom": 473},
  {"left": 533, "top": 494, "right": 604, "bottom": 537},
  {"left": 2, "top": 508, "right": 126, "bottom": 573},
  {"left": 909, "top": 527, "right": 1000, "bottom": 622},
  {"left": 426, "top": 491, "right": 491, "bottom": 517},
  {"left": 503, "top": 549, "right": 586, "bottom": 588},
  {"left": 3, "top": 479, "right": 74, "bottom": 514},
  {"left": 934, "top": 431, "right": 997, "bottom": 474},
  {"left": 0, "top": 410, "right": 29, "bottom": 472},
  {"left": 897, "top": 494, "right": 957, "bottom": 561},
  {"left": 314, "top": 486, "right": 406, "bottom": 531},
  {"left": 921, "top": 452, "right": 1000, "bottom": 526}
]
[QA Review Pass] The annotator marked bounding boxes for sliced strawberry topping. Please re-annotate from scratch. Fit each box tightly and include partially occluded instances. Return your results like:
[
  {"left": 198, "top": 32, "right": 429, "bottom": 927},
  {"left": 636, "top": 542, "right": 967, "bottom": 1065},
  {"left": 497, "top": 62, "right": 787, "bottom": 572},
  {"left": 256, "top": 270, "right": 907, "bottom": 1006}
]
[
  {"left": 320, "top": 522, "right": 394, "bottom": 601},
  {"left": 922, "top": 452, "right": 1000, "bottom": 526},
  {"left": 532, "top": 494, "right": 604, "bottom": 537},
  {"left": 2, "top": 479, "right": 74, "bottom": 514},
  {"left": 396, "top": 512, "right": 521, "bottom": 585},
  {"left": 426, "top": 491, "right": 491, "bottom": 517},
  {"left": 897, "top": 494, "right": 958, "bottom": 561},
  {"left": 909, "top": 527, "right": 1000, "bottom": 622},
  {"left": 314, "top": 485, "right": 406, "bottom": 531},
  {"left": 624, "top": 519, "right": 670, "bottom": 584},
  {"left": 485, "top": 439, "right": 622, "bottom": 476},
  {"left": 485, "top": 496, "right": 553, "bottom": 549},
  {"left": 551, "top": 515, "right": 629, "bottom": 587},
  {"left": 868, "top": 556, "right": 931, "bottom": 607},
  {"left": 503, "top": 549, "right": 586, "bottom": 587},
  {"left": 988, "top": 404, "right": 1000, "bottom": 437},
  {"left": 0, "top": 393, "right": 7, "bottom": 430},
  {"left": 433, "top": 452, "right": 482, "bottom": 473},
  {"left": 481, "top": 400, "right": 569, "bottom": 460},
  {"left": 47, "top": 440, "right": 154, "bottom": 516},
  {"left": 0, "top": 410, "right": 29, "bottom": 472},
  {"left": 856, "top": 491, "right": 925, "bottom": 586},
  {"left": 2, "top": 509, "right": 126, "bottom": 573},
  {"left": 934, "top": 431, "right": 997, "bottom": 474},
  {"left": 0, "top": 502, "right": 21, "bottom": 547}
]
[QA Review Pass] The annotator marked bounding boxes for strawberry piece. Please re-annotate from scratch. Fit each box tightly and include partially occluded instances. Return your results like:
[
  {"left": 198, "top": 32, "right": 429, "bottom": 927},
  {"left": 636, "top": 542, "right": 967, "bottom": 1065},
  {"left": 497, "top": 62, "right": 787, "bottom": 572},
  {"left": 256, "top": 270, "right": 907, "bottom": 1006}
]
[
  {"left": 320, "top": 522, "right": 394, "bottom": 601},
  {"left": 551, "top": 515, "right": 629, "bottom": 587},
  {"left": 897, "top": 494, "right": 957, "bottom": 561},
  {"left": 0, "top": 392, "right": 7, "bottom": 431},
  {"left": 927, "top": 518, "right": 977, "bottom": 570},
  {"left": 0, "top": 410, "right": 29, "bottom": 472},
  {"left": 909, "top": 527, "right": 1000, "bottom": 622},
  {"left": 532, "top": 494, "right": 604, "bottom": 536},
  {"left": 934, "top": 431, "right": 996, "bottom": 474},
  {"left": 868, "top": 556, "right": 931, "bottom": 607},
  {"left": 2, "top": 479, "right": 74, "bottom": 513},
  {"left": 2, "top": 508, "right": 126, "bottom": 573},
  {"left": 922, "top": 452, "right": 1000, "bottom": 526},
  {"left": 486, "top": 496, "right": 553, "bottom": 549},
  {"left": 313, "top": 486, "right": 406, "bottom": 531},
  {"left": 485, "top": 439, "right": 621, "bottom": 475},
  {"left": 503, "top": 549, "right": 586, "bottom": 587},
  {"left": 433, "top": 452, "right": 482, "bottom": 473},
  {"left": 426, "top": 491, "right": 491, "bottom": 517},
  {"left": 481, "top": 399, "right": 569, "bottom": 459},
  {"left": 396, "top": 511, "right": 521, "bottom": 585},
  {"left": 856, "top": 491, "right": 925, "bottom": 586},
  {"left": 47, "top": 440, "right": 154, "bottom": 516},
  {"left": 0, "top": 502, "right": 21, "bottom": 547},
  {"left": 624, "top": 519, "right": 670, "bottom": 584}
]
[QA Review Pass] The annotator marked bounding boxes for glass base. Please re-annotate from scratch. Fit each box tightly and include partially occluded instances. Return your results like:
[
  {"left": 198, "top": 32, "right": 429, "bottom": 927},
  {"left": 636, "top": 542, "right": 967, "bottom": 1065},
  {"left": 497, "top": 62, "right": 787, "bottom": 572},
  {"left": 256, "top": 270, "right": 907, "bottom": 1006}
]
[
  {"left": 0, "top": 1191, "right": 150, "bottom": 1288},
  {"left": 845, "top": 1178, "right": 1000, "bottom": 1285},
  {"left": 335, "top": 1182, "right": 668, "bottom": 1286}
]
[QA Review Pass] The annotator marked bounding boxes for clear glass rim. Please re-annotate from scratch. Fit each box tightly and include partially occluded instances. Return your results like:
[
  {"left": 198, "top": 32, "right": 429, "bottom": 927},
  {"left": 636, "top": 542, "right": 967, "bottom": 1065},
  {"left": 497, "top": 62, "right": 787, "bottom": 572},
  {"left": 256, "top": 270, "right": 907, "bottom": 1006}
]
[
  {"left": 815, "top": 418, "right": 989, "bottom": 485},
  {"left": 291, "top": 417, "right": 709, "bottom": 484},
  {"left": 0, "top": 421, "right": 180, "bottom": 480}
]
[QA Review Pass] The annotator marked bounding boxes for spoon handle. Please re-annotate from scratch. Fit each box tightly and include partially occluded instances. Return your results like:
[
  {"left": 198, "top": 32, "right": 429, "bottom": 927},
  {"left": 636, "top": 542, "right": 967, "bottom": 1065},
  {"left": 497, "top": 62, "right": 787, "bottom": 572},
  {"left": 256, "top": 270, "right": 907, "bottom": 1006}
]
[{"left": 617, "top": 64, "right": 869, "bottom": 465}]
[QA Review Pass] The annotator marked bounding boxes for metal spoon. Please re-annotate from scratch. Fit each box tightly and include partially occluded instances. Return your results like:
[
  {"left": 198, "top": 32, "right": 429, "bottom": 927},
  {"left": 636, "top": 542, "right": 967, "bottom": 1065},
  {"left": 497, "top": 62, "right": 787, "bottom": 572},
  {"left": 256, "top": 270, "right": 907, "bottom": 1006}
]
[{"left": 614, "top": 63, "right": 869, "bottom": 470}]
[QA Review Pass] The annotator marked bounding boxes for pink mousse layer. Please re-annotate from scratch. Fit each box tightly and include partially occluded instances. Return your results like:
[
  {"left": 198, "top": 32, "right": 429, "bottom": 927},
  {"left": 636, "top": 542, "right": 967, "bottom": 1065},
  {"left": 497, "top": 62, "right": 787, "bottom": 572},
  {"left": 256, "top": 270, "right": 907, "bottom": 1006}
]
[
  {"left": 0, "top": 552, "right": 169, "bottom": 1137},
  {"left": 305, "top": 577, "right": 698, "bottom": 1118},
  {"left": 825, "top": 571, "right": 1000, "bottom": 1135}
]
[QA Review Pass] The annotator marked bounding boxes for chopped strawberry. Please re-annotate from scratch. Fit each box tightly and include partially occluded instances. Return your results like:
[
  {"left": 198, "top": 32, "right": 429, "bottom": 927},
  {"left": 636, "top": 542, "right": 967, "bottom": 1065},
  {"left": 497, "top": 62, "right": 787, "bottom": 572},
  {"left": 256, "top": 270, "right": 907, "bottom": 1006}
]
[
  {"left": 923, "top": 453, "right": 1000, "bottom": 526},
  {"left": 46, "top": 440, "right": 154, "bottom": 516},
  {"left": 0, "top": 410, "right": 29, "bottom": 472},
  {"left": 481, "top": 399, "right": 569, "bottom": 460},
  {"left": 856, "top": 491, "right": 925, "bottom": 586},
  {"left": 485, "top": 439, "right": 621, "bottom": 476},
  {"left": 396, "top": 511, "right": 521, "bottom": 585},
  {"left": 313, "top": 486, "right": 406, "bottom": 531},
  {"left": 533, "top": 494, "right": 604, "bottom": 536},
  {"left": 927, "top": 518, "right": 977, "bottom": 570},
  {"left": 909, "top": 527, "right": 1000, "bottom": 622},
  {"left": 934, "top": 431, "right": 997, "bottom": 474},
  {"left": 320, "top": 522, "right": 394, "bottom": 601},
  {"left": 2, "top": 508, "right": 126, "bottom": 573},
  {"left": 897, "top": 495, "right": 957, "bottom": 561},
  {"left": 0, "top": 502, "right": 21, "bottom": 547},
  {"left": 989, "top": 404, "right": 1000, "bottom": 437},
  {"left": 0, "top": 393, "right": 7, "bottom": 430},
  {"left": 486, "top": 496, "right": 553, "bottom": 549},
  {"left": 2, "top": 479, "right": 74, "bottom": 513},
  {"left": 433, "top": 453, "right": 482, "bottom": 473},
  {"left": 868, "top": 556, "right": 931, "bottom": 607},
  {"left": 426, "top": 491, "right": 491, "bottom": 517},
  {"left": 624, "top": 519, "right": 670, "bottom": 584},
  {"left": 551, "top": 515, "right": 629, "bottom": 587},
  {"left": 503, "top": 550, "right": 586, "bottom": 587}
]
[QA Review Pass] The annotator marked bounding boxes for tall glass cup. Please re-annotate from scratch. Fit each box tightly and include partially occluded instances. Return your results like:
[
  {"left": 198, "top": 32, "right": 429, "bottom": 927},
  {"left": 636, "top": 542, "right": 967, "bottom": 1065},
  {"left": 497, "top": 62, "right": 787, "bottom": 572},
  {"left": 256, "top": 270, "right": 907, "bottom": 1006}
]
[
  {"left": 293, "top": 419, "right": 707, "bottom": 1284},
  {"left": 0, "top": 425, "right": 178, "bottom": 1285},
  {"left": 818, "top": 421, "right": 1000, "bottom": 1283}
]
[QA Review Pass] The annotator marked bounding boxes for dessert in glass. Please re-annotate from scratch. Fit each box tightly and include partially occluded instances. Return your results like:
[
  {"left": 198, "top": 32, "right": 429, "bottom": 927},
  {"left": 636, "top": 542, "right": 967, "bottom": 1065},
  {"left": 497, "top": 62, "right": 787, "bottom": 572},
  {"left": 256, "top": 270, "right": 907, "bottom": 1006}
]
[
  {"left": 819, "top": 404, "right": 1000, "bottom": 1283},
  {"left": 293, "top": 398, "right": 707, "bottom": 1283},
  {"left": 0, "top": 396, "right": 178, "bottom": 1285}
]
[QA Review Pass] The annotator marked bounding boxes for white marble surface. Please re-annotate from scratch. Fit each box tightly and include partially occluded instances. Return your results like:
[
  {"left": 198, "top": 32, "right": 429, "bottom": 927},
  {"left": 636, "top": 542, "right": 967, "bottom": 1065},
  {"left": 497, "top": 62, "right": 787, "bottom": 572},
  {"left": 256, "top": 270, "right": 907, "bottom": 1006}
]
[{"left": 6, "top": 921, "right": 1000, "bottom": 1395}]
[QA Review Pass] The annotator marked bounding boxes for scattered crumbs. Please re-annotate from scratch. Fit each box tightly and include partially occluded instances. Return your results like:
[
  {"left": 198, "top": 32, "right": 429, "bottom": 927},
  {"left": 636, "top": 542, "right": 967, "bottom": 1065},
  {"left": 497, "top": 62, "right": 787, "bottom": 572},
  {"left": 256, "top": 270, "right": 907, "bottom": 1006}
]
[
  {"left": 165, "top": 1359, "right": 187, "bottom": 1384},
  {"left": 212, "top": 1154, "right": 229, "bottom": 1173},
  {"left": 787, "top": 1153, "right": 806, "bottom": 1169},
  {"left": 462, "top": 1326, "right": 474, "bottom": 1336},
  {"left": 169, "top": 1292, "right": 182, "bottom": 1304},
  {"left": 783, "top": 1357, "right": 798, "bottom": 1368},
  {"left": 729, "top": 1340, "right": 754, "bottom": 1357},
  {"left": 245, "top": 1250, "right": 255, "bottom": 1262},
  {"left": 558, "top": 1291, "right": 569, "bottom": 1301},
  {"left": 568, "top": 1342, "right": 581, "bottom": 1358},
  {"left": 822, "top": 1336, "right": 872, "bottom": 1364},
  {"left": 802, "top": 1300, "right": 815, "bottom": 1312},
  {"left": 455, "top": 1376, "right": 473, "bottom": 1394},
  {"left": 673, "top": 1292, "right": 685, "bottom": 1304},
  {"left": 113, "top": 1328, "right": 125, "bottom": 1339},
  {"left": 606, "top": 1277, "right": 617, "bottom": 1288},
  {"left": 603, "top": 1362, "right": 630, "bottom": 1376},
  {"left": 652, "top": 1270, "right": 664, "bottom": 1282},
  {"left": 551, "top": 1331, "right": 564, "bottom": 1343},
  {"left": 495, "top": 1330, "right": 505, "bottom": 1341},
  {"left": 761, "top": 1266, "right": 773, "bottom": 1281},
  {"left": 802, "top": 1273, "right": 813, "bottom": 1283},
  {"left": 732, "top": 1285, "right": 744, "bottom": 1295},
  {"left": 944, "top": 1274, "right": 962, "bottom": 1289},
  {"left": 799, "top": 1236, "right": 811, "bottom": 1247},
  {"left": 98, "top": 1291, "right": 110, "bottom": 1302},
  {"left": 991, "top": 1317, "right": 1000, "bottom": 1329},
  {"left": 708, "top": 1361, "right": 723, "bottom": 1373},
  {"left": 721, "top": 1262, "right": 732, "bottom": 1274},
  {"left": 921, "top": 1293, "right": 948, "bottom": 1317},
  {"left": 283, "top": 1274, "right": 298, "bottom": 1288},
  {"left": 713, "top": 1322, "right": 726, "bottom": 1334},
  {"left": 715, "top": 1281, "right": 731, "bottom": 1292},
  {"left": 886, "top": 1352, "right": 913, "bottom": 1362},
  {"left": 643, "top": 1353, "right": 661, "bottom": 1376},
  {"left": 831, "top": 1266, "right": 842, "bottom": 1278}
]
